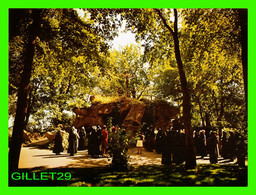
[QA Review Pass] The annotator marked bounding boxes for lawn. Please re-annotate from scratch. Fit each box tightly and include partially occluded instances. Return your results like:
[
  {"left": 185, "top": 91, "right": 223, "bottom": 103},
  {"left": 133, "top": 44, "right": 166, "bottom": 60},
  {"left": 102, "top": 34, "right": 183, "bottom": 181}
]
[{"left": 9, "top": 164, "right": 247, "bottom": 187}]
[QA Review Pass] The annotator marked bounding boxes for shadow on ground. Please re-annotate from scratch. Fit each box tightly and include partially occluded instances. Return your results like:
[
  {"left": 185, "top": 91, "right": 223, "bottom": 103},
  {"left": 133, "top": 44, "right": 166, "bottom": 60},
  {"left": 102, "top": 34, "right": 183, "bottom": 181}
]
[{"left": 9, "top": 164, "right": 247, "bottom": 187}]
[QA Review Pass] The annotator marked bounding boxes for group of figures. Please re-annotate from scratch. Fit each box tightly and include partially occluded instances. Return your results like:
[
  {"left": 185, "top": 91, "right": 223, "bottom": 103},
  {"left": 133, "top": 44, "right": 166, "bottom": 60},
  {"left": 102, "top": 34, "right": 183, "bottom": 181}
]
[
  {"left": 194, "top": 129, "right": 247, "bottom": 165},
  {"left": 140, "top": 127, "right": 186, "bottom": 165},
  {"left": 140, "top": 126, "right": 247, "bottom": 166},
  {"left": 53, "top": 123, "right": 247, "bottom": 166},
  {"left": 53, "top": 125, "right": 109, "bottom": 157}
]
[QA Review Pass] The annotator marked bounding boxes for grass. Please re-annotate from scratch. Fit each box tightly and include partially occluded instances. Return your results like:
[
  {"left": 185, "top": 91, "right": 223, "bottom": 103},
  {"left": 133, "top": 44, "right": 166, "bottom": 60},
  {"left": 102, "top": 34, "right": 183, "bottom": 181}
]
[{"left": 9, "top": 164, "right": 247, "bottom": 187}]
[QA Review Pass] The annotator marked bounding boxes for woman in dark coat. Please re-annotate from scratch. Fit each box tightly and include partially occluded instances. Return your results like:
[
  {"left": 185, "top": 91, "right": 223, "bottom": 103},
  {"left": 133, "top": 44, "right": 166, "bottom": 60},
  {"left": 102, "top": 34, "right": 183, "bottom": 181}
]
[
  {"left": 68, "top": 128, "right": 78, "bottom": 156},
  {"left": 221, "top": 130, "right": 229, "bottom": 159},
  {"left": 199, "top": 130, "right": 207, "bottom": 159},
  {"left": 161, "top": 130, "right": 171, "bottom": 165},
  {"left": 228, "top": 131, "right": 236, "bottom": 161},
  {"left": 155, "top": 128, "right": 163, "bottom": 154},
  {"left": 207, "top": 131, "right": 219, "bottom": 164},
  {"left": 78, "top": 127, "right": 86, "bottom": 150},
  {"left": 194, "top": 131, "right": 201, "bottom": 156},
  {"left": 53, "top": 130, "right": 64, "bottom": 155},
  {"left": 87, "top": 127, "right": 94, "bottom": 155},
  {"left": 174, "top": 130, "right": 186, "bottom": 164},
  {"left": 89, "top": 126, "right": 101, "bottom": 157}
]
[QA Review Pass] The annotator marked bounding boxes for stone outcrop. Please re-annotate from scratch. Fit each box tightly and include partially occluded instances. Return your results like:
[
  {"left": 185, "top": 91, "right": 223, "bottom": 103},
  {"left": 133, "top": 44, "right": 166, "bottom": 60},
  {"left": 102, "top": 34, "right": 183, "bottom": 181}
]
[{"left": 72, "top": 96, "right": 179, "bottom": 132}]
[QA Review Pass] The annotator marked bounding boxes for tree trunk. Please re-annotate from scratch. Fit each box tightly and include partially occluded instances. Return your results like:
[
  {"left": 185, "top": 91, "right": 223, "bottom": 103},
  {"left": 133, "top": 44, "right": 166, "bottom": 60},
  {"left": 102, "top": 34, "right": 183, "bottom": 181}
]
[
  {"left": 174, "top": 34, "right": 196, "bottom": 169},
  {"left": 9, "top": 9, "right": 42, "bottom": 171},
  {"left": 155, "top": 9, "right": 196, "bottom": 169},
  {"left": 211, "top": 90, "right": 219, "bottom": 118},
  {"left": 197, "top": 95, "right": 205, "bottom": 128},
  {"left": 238, "top": 9, "right": 248, "bottom": 121},
  {"left": 217, "top": 86, "right": 224, "bottom": 123},
  {"left": 24, "top": 84, "right": 38, "bottom": 128}
]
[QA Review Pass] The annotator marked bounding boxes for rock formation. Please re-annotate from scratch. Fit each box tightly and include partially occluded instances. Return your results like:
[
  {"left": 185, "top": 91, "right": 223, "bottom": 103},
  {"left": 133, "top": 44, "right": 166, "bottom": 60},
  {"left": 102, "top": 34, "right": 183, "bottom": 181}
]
[{"left": 72, "top": 96, "right": 179, "bottom": 133}]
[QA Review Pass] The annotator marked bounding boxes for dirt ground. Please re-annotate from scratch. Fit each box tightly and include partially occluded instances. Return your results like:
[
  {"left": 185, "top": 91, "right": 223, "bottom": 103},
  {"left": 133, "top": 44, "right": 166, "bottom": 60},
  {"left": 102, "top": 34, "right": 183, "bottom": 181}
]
[{"left": 18, "top": 146, "right": 245, "bottom": 169}]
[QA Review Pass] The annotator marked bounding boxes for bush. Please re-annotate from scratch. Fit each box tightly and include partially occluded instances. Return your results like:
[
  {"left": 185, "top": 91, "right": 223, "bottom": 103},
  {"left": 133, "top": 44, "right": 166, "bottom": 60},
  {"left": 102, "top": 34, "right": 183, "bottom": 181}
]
[{"left": 108, "top": 128, "right": 129, "bottom": 170}]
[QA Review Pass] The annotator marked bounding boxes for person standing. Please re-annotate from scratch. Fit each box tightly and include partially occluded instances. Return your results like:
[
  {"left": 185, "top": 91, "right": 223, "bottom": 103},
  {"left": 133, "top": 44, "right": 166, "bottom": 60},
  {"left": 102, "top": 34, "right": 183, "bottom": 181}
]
[
  {"left": 155, "top": 128, "right": 163, "bottom": 154},
  {"left": 96, "top": 126, "right": 102, "bottom": 157},
  {"left": 174, "top": 129, "right": 186, "bottom": 164},
  {"left": 236, "top": 133, "right": 247, "bottom": 167},
  {"left": 53, "top": 130, "right": 64, "bottom": 155},
  {"left": 228, "top": 131, "right": 237, "bottom": 161},
  {"left": 87, "top": 127, "right": 93, "bottom": 156},
  {"left": 73, "top": 127, "right": 80, "bottom": 153},
  {"left": 78, "top": 127, "right": 86, "bottom": 150},
  {"left": 207, "top": 131, "right": 219, "bottom": 164},
  {"left": 193, "top": 131, "right": 200, "bottom": 156},
  {"left": 221, "top": 130, "right": 229, "bottom": 159},
  {"left": 68, "top": 127, "right": 79, "bottom": 156},
  {"left": 161, "top": 130, "right": 171, "bottom": 165},
  {"left": 148, "top": 127, "right": 156, "bottom": 152},
  {"left": 136, "top": 132, "right": 144, "bottom": 154},
  {"left": 101, "top": 125, "right": 108, "bottom": 157},
  {"left": 199, "top": 130, "right": 207, "bottom": 159},
  {"left": 89, "top": 126, "right": 99, "bottom": 157}
]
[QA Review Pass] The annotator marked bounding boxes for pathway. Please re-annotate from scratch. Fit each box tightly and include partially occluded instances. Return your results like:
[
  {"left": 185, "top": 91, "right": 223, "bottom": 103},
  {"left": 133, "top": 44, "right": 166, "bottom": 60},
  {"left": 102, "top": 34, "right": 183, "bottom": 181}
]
[{"left": 18, "top": 146, "right": 244, "bottom": 169}]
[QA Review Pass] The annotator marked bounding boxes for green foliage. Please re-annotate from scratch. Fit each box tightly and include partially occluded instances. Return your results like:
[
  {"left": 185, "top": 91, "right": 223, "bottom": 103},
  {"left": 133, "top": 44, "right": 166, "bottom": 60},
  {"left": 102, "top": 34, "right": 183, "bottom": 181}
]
[
  {"left": 121, "top": 8, "right": 246, "bottom": 130},
  {"left": 12, "top": 164, "right": 247, "bottom": 186},
  {"left": 181, "top": 9, "right": 246, "bottom": 130},
  {"left": 96, "top": 44, "right": 152, "bottom": 98},
  {"left": 9, "top": 8, "right": 246, "bottom": 135},
  {"left": 108, "top": 128, "right": 129, "bottom": 170},
  {"left": 9, "top": 9, "right": 121, "bottom": 132}
]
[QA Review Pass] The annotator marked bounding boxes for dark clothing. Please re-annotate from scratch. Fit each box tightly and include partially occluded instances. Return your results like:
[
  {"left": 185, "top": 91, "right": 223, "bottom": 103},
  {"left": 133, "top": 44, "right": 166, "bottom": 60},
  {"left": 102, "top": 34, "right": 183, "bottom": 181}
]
[
  {"left": 78, "top": 129, "right": 86, "bottom": 150},
  {"left": 169, "top": 130, "right": 177, "bottom": 163},
  {"left": 155, "top": 129, "right": 163, "bottom": 154},
  {"left": 194, "top": 132, "right": 201, "bottom": 156},
  {"left": 88, "top": 128, "right": 94, "bottom": 156},
  {"left": 207, "top": 134, "right": 218, "bottom": 164},
  {"left": 161, "top": 131, "right": 172, "bottom": 165},
  {"left": 144, "top": 130, "right": 150, "bottom": 150},
  {"left": 89, "top": 128, "right": 101, "bottom": 157},
  {"left": 148, "top": 129, "right": 156, "bottom": 151},
  {"left": 68, "top": 131, "right": 78, "bottom": 156},
  {"left": 228, "top": 133, "right": 237, "bottom": 161},
  {"left": 221, "top": 132, "right": 228, "bottom": 159},
  {"left": 236, "top": 136, "right": 247, "bottom": 167},
  {"left": 174, "top": 132, "right": 186, "bottom": 164},
  {"left": 198, "top": 132, "right": 207, "bottom": 158},
  {"left": 53, "top": 131, "right": 64, "bottom": 155}
]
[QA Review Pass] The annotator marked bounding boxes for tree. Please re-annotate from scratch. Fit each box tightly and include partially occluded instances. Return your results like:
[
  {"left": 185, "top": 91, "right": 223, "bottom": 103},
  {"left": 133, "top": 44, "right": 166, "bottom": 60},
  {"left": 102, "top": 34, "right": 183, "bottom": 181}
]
[
  {"left": 180, "top": 9, "right": 245, "bottom": 131},
  {"left": 97, "top": 44, "right": 152, "bottom": 99},
  {"left": 8, "top": 9, "right": 121, "bottom": 170},
  {"left": 237, "top": 9, "right": 248, "bottom": 120},
  {"left": 9, "top": 9, "right": 43, "bottom": 171},
  {"left": 154, "top": 9, "right": 196, "bottom": 169}
]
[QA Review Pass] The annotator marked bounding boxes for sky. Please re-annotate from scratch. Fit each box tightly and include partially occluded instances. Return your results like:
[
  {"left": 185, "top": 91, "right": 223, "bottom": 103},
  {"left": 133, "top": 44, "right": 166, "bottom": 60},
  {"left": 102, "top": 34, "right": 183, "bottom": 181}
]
[
  {"left": 111, "top": 31, "right": 136, "bottom": 51},
  {"left": 110, "top": 20, "right": 137, "bottom": 51},
  {"left": 75, "top": 9, "right": 137, "bottom": 51}
]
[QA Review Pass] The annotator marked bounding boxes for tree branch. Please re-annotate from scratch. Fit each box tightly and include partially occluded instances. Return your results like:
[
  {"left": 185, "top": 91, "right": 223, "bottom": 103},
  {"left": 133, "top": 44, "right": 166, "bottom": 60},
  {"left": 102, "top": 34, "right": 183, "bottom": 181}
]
[
  {"left": 154, "top": 9, "right": 175, "bottom": 37},
  {"left": 174, "top": 9, "right": 178, "bottom": 34}
]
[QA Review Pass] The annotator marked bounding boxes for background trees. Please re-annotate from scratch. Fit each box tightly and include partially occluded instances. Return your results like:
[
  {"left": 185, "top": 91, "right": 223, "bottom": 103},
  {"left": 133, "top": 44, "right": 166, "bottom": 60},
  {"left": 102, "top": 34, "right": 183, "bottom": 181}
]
[
  {"left": 8, "top": 8, "right": 121, "bottom": 170},
  {"left": 9, "top": 8, "right": 246, "bottom": 169}
]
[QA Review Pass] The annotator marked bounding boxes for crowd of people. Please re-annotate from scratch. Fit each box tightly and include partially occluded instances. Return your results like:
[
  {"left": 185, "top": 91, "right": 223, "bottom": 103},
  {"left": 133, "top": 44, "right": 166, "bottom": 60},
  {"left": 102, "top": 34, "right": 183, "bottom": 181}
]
[
  {"left": 140, "top": 126, "right": 247, "bottom": 166},
  {"left": 140, "top": 126, "right": 186, "bottom": 165},
  {"left": 194, "top": 129, "right": 247, "bottom": 165},
  {"left": 53, "top": 125, "right": 110, "bottom": 157},
  {"left": 52, "top": 124, "right": 247, "bottom": 166}
]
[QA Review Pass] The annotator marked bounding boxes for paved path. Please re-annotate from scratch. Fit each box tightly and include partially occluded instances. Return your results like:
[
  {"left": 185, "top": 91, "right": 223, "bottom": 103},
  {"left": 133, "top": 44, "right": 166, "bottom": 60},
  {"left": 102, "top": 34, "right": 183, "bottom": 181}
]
[{"left": 19, "top": 146, "right": 244, "bottom": 169}]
